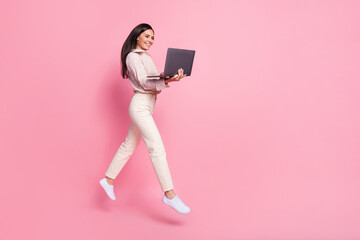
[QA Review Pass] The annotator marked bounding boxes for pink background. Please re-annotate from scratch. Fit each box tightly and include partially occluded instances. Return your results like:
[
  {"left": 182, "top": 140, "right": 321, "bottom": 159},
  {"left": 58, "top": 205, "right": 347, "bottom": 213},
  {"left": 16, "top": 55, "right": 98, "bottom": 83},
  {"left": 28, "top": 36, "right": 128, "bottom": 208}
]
[{"left": 1, "top": 0, "right": 360, "bottom": 239}]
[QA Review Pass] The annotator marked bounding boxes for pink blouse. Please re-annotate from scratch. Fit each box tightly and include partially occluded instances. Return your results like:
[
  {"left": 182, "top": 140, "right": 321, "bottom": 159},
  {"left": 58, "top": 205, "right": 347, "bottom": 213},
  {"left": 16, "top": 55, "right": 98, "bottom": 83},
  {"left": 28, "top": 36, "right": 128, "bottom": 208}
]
[{"left": 126, "top": 48, "right": 169, "bottom": 94}]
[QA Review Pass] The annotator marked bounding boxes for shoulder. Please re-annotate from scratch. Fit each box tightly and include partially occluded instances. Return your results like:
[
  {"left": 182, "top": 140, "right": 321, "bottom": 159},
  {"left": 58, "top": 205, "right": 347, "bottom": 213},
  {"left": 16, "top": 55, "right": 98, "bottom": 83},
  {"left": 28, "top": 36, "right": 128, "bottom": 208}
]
[
  {"left": 126, "top": 51, "right": 141, "bottom": 59},
  {"left": 126, "top": 52, "right": 142, "bottom": 65}
]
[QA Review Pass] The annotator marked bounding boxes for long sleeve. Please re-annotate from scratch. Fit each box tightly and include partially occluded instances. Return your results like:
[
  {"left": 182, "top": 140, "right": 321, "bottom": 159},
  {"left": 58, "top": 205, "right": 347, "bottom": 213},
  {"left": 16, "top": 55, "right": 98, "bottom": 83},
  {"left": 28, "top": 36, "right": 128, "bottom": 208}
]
[{"left": 126, "top": 53, "right": 166, "bottom": 91}]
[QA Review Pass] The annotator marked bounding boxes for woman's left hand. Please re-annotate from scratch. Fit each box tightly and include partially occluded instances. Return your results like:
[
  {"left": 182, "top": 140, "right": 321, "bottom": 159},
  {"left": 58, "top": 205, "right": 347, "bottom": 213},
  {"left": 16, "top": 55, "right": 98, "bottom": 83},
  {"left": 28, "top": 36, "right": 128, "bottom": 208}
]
[{"left": 165, "top": 68, "right": 186, "bottom": 83}]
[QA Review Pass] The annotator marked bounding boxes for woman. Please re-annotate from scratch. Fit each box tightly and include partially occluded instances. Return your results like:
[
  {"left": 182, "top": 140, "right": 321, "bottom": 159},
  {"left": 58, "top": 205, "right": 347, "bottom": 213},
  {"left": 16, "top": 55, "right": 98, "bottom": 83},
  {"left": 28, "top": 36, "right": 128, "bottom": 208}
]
[{"left": 99, "top": 23, "right": 191, "bottom": 214}]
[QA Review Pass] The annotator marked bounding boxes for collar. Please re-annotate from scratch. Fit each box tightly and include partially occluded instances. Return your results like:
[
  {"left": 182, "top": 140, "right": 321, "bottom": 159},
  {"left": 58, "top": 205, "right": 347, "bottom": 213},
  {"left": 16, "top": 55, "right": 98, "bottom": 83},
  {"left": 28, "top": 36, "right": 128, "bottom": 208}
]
[{"left": 131, "top": 48, "right": 151, "bottom": 56}]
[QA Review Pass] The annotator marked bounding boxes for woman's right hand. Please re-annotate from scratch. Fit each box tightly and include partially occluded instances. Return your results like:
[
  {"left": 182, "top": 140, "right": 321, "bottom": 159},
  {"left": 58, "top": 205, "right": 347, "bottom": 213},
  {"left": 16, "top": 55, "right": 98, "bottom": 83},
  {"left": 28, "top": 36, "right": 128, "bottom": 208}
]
[{"left": 165, "top": 68, "right": 186, "bottom": 84}]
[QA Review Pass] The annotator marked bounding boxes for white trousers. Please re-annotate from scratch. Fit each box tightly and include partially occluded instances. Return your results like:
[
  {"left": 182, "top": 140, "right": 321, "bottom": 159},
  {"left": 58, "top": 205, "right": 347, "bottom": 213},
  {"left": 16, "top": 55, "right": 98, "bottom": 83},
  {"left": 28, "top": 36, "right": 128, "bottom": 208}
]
[{"left": 105, "top": 91, "right": 174, "bottom": 192}]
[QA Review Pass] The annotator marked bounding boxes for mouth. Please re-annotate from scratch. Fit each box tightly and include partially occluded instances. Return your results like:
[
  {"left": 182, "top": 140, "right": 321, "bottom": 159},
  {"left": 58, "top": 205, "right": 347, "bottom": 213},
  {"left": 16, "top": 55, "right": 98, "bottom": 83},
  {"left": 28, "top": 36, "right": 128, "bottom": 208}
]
[{"left": 145, "top": 42, "right": 151, "bottom": 47}]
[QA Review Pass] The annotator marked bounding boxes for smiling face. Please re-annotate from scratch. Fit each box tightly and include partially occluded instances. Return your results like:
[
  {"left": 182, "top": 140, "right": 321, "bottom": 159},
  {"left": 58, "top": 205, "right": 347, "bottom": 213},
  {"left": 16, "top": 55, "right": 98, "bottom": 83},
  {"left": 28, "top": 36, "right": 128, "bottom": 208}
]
[{"left": 136, "top": 29, "right": 154, "bottom": 51}]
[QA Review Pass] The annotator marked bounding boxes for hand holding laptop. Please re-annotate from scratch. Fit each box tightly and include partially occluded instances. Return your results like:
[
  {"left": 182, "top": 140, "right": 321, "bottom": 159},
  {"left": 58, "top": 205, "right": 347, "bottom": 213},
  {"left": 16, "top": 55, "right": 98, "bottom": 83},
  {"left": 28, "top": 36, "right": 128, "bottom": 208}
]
[
  {"left": 161, "top": 68, "right": 187, "bottom": 84},
  {"left": 147, "top": 48, "right": 195, "bottom": 81}
]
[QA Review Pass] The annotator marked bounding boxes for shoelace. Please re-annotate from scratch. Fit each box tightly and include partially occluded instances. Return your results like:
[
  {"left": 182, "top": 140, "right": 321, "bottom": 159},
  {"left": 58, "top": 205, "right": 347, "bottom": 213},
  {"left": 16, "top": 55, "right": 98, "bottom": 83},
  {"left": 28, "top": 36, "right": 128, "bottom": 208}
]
[{"left": 174, "top": 197, "right": 187, "bottom": 209}]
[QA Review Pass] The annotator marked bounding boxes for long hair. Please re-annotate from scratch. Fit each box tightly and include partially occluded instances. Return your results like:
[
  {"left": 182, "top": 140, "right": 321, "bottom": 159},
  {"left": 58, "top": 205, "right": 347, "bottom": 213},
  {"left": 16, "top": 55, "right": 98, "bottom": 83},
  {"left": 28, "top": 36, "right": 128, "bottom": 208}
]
[{"left": 121, "top": 23, "right": 154, "bottom": 79}]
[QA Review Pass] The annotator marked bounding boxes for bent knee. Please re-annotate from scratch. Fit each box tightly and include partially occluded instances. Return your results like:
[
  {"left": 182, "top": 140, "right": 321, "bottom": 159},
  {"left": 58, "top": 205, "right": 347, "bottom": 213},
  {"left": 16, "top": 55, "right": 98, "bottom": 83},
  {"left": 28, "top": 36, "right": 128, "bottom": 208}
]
[
  {"left": 148, "top": 145, "right": 166, "bottom": 158},
  {"left": 118, "top": 140, "right": 138, "bottom": 154}
]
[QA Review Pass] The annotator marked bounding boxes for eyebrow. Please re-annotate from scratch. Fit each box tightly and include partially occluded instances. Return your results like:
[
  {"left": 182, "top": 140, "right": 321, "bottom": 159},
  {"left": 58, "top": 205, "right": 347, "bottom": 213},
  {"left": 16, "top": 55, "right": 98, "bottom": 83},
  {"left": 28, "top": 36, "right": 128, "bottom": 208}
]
[{"left": 145, "top": 34, "right": 155, "bottom": 38}]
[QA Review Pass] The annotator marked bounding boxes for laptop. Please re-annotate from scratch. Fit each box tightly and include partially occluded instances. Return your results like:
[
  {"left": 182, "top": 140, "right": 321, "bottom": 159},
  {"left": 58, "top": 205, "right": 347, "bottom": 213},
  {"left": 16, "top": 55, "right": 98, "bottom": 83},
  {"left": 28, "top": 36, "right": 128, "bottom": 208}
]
[{"left": 147, "top": 48, "right": 196, "bottom": 79}]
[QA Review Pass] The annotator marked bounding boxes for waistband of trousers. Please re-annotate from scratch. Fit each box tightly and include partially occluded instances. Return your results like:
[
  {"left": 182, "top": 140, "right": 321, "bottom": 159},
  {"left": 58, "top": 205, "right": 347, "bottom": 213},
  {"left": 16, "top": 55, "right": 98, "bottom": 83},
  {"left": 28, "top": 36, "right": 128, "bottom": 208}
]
[{"left": 134, "top": 90, "right": 158, "bottom": 96}]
